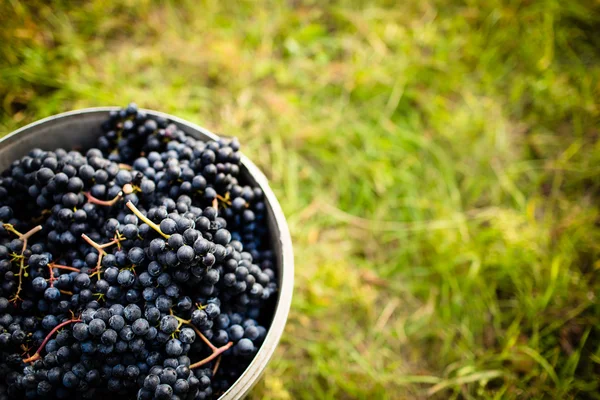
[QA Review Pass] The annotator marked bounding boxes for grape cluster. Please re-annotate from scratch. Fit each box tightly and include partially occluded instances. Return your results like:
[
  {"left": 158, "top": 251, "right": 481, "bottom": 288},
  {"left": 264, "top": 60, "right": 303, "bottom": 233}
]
[{"left": 0, "top": 104, "right": 278, "bottom": 399}]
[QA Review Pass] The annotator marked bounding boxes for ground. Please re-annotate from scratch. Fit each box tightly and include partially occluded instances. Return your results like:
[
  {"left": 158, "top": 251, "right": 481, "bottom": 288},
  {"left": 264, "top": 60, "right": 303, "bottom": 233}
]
[{"left": 1, "top": 1, "right": 600, "bottom": 398}]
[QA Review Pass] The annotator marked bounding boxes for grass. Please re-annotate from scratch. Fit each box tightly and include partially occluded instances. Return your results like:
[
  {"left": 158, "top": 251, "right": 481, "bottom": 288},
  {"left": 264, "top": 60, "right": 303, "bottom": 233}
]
[{"left": 1, "top": 0, "right": 600, "bottom": 398}]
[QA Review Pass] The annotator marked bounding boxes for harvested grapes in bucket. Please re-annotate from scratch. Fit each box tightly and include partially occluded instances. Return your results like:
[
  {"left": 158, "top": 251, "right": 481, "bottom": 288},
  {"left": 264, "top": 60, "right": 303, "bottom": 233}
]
[{"left": 0, "top": 104, "right": 278, "bottom": 399}]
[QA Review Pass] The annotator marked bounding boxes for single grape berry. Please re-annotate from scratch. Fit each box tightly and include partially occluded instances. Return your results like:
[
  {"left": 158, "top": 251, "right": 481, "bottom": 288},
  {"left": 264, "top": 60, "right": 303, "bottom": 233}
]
[
  {"left": 159, "top": 218, "right": 177, "bottom": 235},
  {"left": 132, "top": 318, "right": 150, "bottom": 336},
  {"left": 155, "top": 384, "right": 173, "bottom": 399},
  {"left": 165, "top": 338, "right": 183, "bottom": 356},
  {"left": 118, "top": 269, "right": 135, "bottom": 287},
  {"left": 73, "top": 323, "right": 90, "bottom": 341},
  {"left": 236, "top": 338, "right": 255, "bottom": 356},
  {"left": 176, "top": 245, "right": 194, "bottom": 263},
  {"left": 89, "top": 319, "right": 106, "bottom": 336},
  {"left": 159, "top": 315, "right": 178, "bottom": 334}
]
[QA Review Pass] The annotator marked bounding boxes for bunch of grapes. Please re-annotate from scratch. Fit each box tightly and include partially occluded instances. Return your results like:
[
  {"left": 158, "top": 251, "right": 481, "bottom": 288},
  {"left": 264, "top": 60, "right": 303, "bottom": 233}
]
[{"left": 0, "top": 104, "right": 278, "bottom": 399}]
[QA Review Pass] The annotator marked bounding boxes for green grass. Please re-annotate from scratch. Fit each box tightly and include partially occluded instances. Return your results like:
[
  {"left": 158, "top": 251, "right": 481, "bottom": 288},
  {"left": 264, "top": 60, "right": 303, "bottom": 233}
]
[{"left": 1, "top": 0, "right": 600, "bottom": 398}]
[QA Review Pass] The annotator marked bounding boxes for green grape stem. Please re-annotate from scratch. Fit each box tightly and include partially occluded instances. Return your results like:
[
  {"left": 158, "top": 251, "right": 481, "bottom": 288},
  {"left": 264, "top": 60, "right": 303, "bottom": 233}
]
[
  {"left": 126, "top": 201, "right": 170, "bottom": 239},
  {"left": 3, "top": 224, "right": 42, "bottom": 302}
]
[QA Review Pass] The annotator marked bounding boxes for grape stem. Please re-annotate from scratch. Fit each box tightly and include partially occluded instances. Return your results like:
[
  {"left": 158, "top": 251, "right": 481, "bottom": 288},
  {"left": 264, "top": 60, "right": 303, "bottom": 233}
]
[
  {"left": 187, "top": 324, "right": 233, "bottom": 368},
  {"left": 122, "top": 184, "right": 134, "bottom": 195},
  {"left": 191, "top": 325, "right": 218, "bottom": 352},
  {"left": 81, "top": 234, "right": 123, "bottom": 277},
  {"left": 3, "top": 224, "right": 43, "bottom": 255},
  {"left": 22, "top": 318, "right": 81, "bottom": 363},
  {"left": 189, "top": 341, "right": 233, "bottom": 369},
  {"left": 212, "top": 355, "right": 222, "bottom": 375},
  {"left": 84, "top": 191, "right": 123, "bottom": 207},
  {"left": 47, "top": 263, "right": 80, "bottom": 287},
  {"left": 169, "top": 310, "right": 233, "bottom": 369},
  {"left": 126, "top": 201, "right": 170, "bottom": 239},
  {"left": 3, "top": 224, "right": 42, "bottom": 302},
  {"left": 216, "top": 193, "right": 231, "bottom": 206},
  {"left": 170, "top": 310, "right": 191, "bottom": 330}
]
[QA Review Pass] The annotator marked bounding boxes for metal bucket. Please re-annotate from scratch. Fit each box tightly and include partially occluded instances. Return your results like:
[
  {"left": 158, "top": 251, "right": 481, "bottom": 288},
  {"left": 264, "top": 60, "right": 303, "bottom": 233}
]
[{"left": 0, "top": 107, "right": 294, "bottom": 399}]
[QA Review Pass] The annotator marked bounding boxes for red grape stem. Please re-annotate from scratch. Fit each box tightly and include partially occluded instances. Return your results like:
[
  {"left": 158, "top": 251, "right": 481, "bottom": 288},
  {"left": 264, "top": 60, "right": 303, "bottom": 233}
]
[
  {"left": 212, "top": 355, "right": 222, "bottom": 375},
  {"left": 169, "top": 310, "right": 233, "bottom": 369},
  {"left": 84, "top": 191, "right": 123, "bottom": 207},
  {"left": 22, "top": 318, "right": 81, "bottom": 363},
  {"left": 81, "top": 234, "right": 123, "bottom": 278},
  {"left": 47, "top": 263, "right": 80, "bottom": 287},
  {"left": 191, "top": 325, "right": 218, "bottom": 352},
  {"left": 189, "top": 342, "right": 233, "bottom": 369},
  {"left": 3, "top": 224, "right": 42, "bottom": 302}
]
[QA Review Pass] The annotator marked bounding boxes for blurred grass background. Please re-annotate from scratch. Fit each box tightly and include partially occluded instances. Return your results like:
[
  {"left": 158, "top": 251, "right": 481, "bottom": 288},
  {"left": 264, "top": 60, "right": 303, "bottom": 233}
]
[{"left": 1, "top": 0, "right": 600, "bottom": 398}]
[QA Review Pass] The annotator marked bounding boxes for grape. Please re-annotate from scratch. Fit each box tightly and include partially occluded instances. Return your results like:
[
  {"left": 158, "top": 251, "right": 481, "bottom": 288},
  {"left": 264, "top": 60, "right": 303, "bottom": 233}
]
[
  {"left": 88, "top": 319, "right": 106, "bottom": 336},
  {"left": 235, "top": 338, "right": 255, "bottom": 357},
  {"left": 132, "top": 319, "right": 150, "bottom": 336},
  {"left": 175, "top": 246, "right": 194, "bottom": 263},
  {"left": 124, "top": 304, "right": 142, "bottom": 321},
  {"left": 119, "top": 326, "right": 135, "bottom": 341},
  {"left": 178, "top": 328, "right": 195, "bottom": 345},
  {"left": 228, "top": 325, "right": 244, "bottom": 342},
  {"left": 101, "top": 329, "right": 117, "bottom": 345},
  {"left": 31, "top": 277, "right": 47, "bottom": 292},
  {"left": 159, "top": 316, "right": 178, "bottom": 335},
  {"left": 108, "top": 315, "right": 125, "bottom": 331},
  {"left": 117, "top": 269, "right": 135, "bottom": 287},
  {"left": 0, "top": 104, "right": 278, "bottom": 399},
  {"left": 165, "top": 339, "right": 183, "bottom": 357},
  {"left": 154, "top": 384, "right": 173, "bottom": 399},
  {"left": 159, "top": 219, "right": 177, "bottom": 235}
]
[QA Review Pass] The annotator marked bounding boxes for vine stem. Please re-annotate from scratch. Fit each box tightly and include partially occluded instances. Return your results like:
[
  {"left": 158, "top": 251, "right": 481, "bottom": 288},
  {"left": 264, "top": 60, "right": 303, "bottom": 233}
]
[
  {"left": 22, "top": 319, "right": 81, "bottom": 363},
  {"left": 3, "top": 224, "right": 43, "bottom": 253},
  {"left": 122, "top": 184, "right": 134, "bottom": 195},
  {"left": 170, "top": 310, "right": 191, "bottom": 330},
  {"left": 126, "top": 201, "right": 170, "bottom": 239},
  {"left": 169, "top": 311, "right": 233, "bottom": 370},
  {"left": 216, "top": 193, "right": 231, "bottom": 206},
  {"left": 188, "top": 324, "right": 218, "bottom": 352},
  {"left": 212, "top": 355, "right": 222, "bottom": 375},
  {"left": 84, "top": 191, "right": 123, "bottom": 207},
  {"left": 189, "top": 342, "right": 233, "bottom": 370},
  {"left": 81, "top": 234, "right": 122, "bottom": 277},
  {"left": 48, "top": 263, "right": 80, "bottom": 287},
  {"left": 3, "top": 224, "right": 42, "bottom": 302}
]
